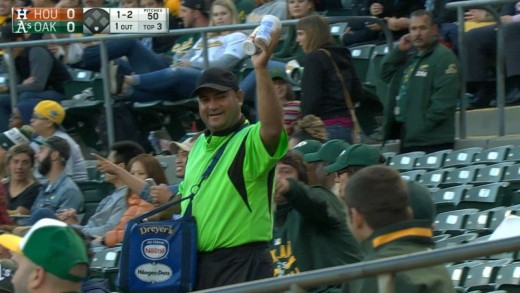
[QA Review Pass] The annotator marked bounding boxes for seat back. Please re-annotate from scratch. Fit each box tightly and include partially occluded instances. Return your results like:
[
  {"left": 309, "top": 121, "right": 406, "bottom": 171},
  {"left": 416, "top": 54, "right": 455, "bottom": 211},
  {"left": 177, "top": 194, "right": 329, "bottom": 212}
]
[
  {"left": 388, "top": 151, "right": 425, "bottom": 171},
  {"left": 444, "top": 147, "right": 483, "bottom": 168}
]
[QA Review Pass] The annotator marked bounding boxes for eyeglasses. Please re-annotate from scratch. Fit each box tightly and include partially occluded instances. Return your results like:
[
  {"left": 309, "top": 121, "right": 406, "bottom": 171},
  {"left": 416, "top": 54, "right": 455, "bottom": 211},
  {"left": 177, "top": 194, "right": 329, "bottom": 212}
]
[{"left": 31, "top": 114, "right": 48, "bottom": 121}]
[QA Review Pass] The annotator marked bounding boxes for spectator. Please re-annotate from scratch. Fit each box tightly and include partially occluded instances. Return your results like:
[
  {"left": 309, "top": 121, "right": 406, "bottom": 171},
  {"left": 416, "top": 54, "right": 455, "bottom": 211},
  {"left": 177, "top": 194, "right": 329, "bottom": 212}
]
[
  {"left": 324, "top": 143, "right": 385, "bottom": 202},
  {"left": 0, "top": 218, "right": 89, "bottom": 293},
  {"left": 178, "top": 27, "right": 286, "bottom": 289},
  {"left": 289, "top": 114, "right": 328, "bottom": 147},
  {"left": 342, "top": 0, "right": 424, "bottom": 47},
  {"left": 342, "top": 165, "right": 454, "bottom": 292},
  {"left": 97, "top": 154, "right": 166, "bottom": 247},
  {"left": 58, "top": 141, "right": 145, "bottom": 237},
  {"left": 30, "top": 136, "right": 83, "bottom": 218},
  {"left": 239, "top": 0, "right": 314, "bottom": 102},
  {"left": 30, "top": 100, "right": 88, "bottom": 182},
  {"left": 0, "top": 0, "right": 12, "bottom": 26},
  {"left": 168, "top": 0, "right": 210, "bottom": 59},
  {"left": 272, "top": 150, "right": 361, "bottom": 285},
  {"left": 269, "top": 68, "right": 300, "bottom": 136},
  {"left": 381, "top": 10, "right": 460, "bottom": 154},
  {"left": 118, "top": 0, "right": 247, "bottom": 102},
  {"left": 302, "top": 139, "right": 350, "bottom": 193},
  {"left": 292, "top": 139, "right": 322, "bottom": 185},
  {"left": 245, "top": 0, "right": 287, "bottom": 24},
  {"left": 296, "top": 14, "right": 363, "bottom": 142},
  {"left": 0, "top": 126, "right": 34, "bottom": 172},
  {"left": 406, "top": 180, "right": 436, "bottom": 224},
  {"left": 4, "top": 144, "right": 41, "bottom": 215},
  {"left": 0, "top": 25, "right": 72, "bottom": 132},
  {"left": 465, "top": 2, "right": 520, "bottom": 107}
]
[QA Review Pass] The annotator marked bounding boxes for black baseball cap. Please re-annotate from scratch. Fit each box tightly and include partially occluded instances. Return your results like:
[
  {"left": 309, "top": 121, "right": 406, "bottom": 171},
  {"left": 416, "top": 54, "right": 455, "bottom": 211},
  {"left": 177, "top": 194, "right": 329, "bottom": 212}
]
[
  {"left": 34, "top": 136, "right": 71, "bottom": 162},
  {"left": 191, "top": 68, "right": 239, "bottom": 98},
  {"left": 181, "top": 0, "right": 206, "bottom": 12}
]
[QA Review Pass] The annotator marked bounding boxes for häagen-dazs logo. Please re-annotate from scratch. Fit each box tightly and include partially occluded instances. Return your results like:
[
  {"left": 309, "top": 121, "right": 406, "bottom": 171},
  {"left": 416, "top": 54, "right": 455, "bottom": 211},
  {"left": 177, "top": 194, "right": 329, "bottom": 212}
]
[
  {"left": 135, "top": 263, "right": 172, "bottom": 283},
  {"left": 141, "top": 239, "right": 169, "bottom": 260}
]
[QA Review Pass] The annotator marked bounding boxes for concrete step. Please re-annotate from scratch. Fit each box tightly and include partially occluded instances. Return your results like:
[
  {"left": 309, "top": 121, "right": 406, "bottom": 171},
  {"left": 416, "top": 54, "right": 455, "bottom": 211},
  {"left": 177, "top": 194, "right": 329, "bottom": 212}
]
[{"left": 456, "top": 106, "right": 520, "bottom": 137}]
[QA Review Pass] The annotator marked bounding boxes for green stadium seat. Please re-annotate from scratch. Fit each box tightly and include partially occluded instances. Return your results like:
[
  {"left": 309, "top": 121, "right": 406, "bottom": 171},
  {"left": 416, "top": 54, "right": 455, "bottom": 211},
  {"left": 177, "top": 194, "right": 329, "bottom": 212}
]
[
  {"left": 464, "top": 207, "right": 507, "bottom": 234},
  {"left": 365, "top": 43, "right": 391, "bottom": 102},
  {"left": 388, "top": 151, "right": 425, "bottom": 172},
  {"left": 447, "top": 261, "right": 485, "bottom": 288},
  {"left": 473, "top": 162, "right": 514, "bottom": 185},
  {"left": 350, "top": 44, "right": 375, "bottom": 83},
  {"left": 444, "top": 147, "right": 483, "bottom": 168},
  {"left": 414, "top": 149, "right": 452, "bottom": 171},
  {"left": 458, "top": 182, "right": 510, "bottom": 211},
  {"left": 440, "top": 165, "right": 487, "bottom": 188},
  {"left": 382, "top": 152, "right": 396, "bottom": 165},
  {"left": 77, "top": 180, "right": 114, "bottom": 225},
  {"left": 464, "top": 259, "right": 512, "bottom": 290},
  {"left": 432, "top": 185, "right": 472, "bottom": 213},
  {"left": 434, "top": 208, "right": 479, "bottom": 232},
  {"left": 400, "top": 169, "right": 426, "bottom": 181},
  {"left": 90, "top": 246, "right": 122, "bottom": 292},
  {"left": 502, "top": 163, "right": 520, "bottom": 185},
  {"left": 435, "top": 233, "right": 479, "bottom": 249},
  {"left": 418, "top": 167, "right": 455, "bottom": 188},
  {"left": 506, "top": 146, "right": 520, "bottom": 163},
  {"left": 495, "top": 262, "right": 520, "bottom": 287},
  {"left": 474, "top": 145, "right": 513, "bottom": 165}
]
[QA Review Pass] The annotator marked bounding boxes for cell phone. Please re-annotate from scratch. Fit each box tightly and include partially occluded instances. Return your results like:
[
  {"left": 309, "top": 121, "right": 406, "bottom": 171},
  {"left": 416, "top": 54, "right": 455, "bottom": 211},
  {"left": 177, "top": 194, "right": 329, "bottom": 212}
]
[{"left": 145, "top": 178, "right": 157, "bottom": 186}]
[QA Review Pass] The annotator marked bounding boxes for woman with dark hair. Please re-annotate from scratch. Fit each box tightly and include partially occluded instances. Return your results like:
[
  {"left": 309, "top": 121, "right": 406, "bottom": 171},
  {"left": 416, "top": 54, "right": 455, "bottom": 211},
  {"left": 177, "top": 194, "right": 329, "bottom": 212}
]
[
  {"left": 4, "top": 144, "right": 40, "bottom": 215},
  {"left": 98, "top": 154, "right": 169, "bottom": 247},
  {"left": 296, "top": 14, "right": 363, "bottom": 142}
]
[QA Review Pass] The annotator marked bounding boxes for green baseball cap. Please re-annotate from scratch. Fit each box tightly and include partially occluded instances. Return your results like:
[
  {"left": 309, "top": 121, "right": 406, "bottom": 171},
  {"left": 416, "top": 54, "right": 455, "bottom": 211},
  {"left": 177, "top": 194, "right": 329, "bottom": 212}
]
[
  {"left": 325, "top": 144, "right": 383, "bottom": 173},
  {"left": 304, "top": 139, "right": 350, "bottom": 164},
  {"left": 269, "top": 68, "right": 289, "bottom": 82},
  {"left": 407, "top": 181, "right": 436, "bottom": 224},
  {"left": 292, "top": 139, "right": 322, "bottom": 155},
  {"left": 0, "top": 218, "right": 88, "bottom": 282}
]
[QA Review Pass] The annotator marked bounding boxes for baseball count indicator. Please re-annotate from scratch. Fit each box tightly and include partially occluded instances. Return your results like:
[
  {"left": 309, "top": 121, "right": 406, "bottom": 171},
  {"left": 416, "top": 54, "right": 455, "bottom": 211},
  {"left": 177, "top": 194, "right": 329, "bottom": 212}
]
[{"left": 11, "top": 8, "right": 169, "bottom": 34}]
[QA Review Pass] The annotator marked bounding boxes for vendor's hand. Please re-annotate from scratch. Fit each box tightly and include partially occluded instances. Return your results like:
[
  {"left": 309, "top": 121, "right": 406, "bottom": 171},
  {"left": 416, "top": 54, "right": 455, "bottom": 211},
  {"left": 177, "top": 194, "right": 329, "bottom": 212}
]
[
  {"left": 274, "top": 177, "right": 290, "bottom": 196},
  {"left": 91, "top": 153, "right": 122, "bottom": 175},
  {"left": 370, "top": 3, "right": 383, "bottom": 16},
  {"left": 150, "top": 184, "right": 173, "bottom": 205},
  {"left": 251, "top": 28, "right": 280, "bottom": 69}
]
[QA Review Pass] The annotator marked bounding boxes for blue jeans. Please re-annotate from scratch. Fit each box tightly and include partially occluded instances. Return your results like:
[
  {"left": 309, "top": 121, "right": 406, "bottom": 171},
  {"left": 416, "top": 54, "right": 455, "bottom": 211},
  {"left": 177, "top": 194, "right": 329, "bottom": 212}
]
[
  {"left": 325, "top": 124, "right": 352, "bottom": 143},
  {"left": 0, "top": 91, "right": 64, "bottom": 131},
  {"left": 239, "top": 60, "right": 286, "bottom": 104},
  {"left": 127, "top": 67, "right": 202, "bottom": 102},
  {"left": 76, "top": 39, "right": 169, "bottom": 74}
]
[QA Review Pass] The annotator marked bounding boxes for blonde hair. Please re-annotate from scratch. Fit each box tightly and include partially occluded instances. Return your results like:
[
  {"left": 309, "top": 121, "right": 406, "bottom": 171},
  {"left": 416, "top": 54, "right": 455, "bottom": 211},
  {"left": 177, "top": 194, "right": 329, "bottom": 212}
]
[
  {"left": 208, "top": 0, "right": 239, "bottom": 37},
  {"left": 297, "top": 114, "right": 328, "bottom": 141},
  {"left": 296, "top": 14, "right": 334, "bottom": 52}
]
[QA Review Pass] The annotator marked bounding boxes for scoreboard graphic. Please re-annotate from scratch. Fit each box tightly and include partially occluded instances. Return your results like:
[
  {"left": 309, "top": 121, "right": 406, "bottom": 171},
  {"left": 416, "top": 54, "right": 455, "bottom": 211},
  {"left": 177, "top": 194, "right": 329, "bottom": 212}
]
[{"left": 11, "top": 7, "right": 169, "bottom": 34}]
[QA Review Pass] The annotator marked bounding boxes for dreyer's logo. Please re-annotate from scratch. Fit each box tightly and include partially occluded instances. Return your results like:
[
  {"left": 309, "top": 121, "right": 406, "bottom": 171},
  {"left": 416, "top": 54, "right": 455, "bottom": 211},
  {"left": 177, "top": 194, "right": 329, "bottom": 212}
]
[
  {"left": 141, "top": 239, "right": 169, "bottom": 260},
  {"left": 135, "top": 263, "right": 172, "bottom": 283},
  {"left": 139, "top": 225, "right": 176, "bottom": 235}
]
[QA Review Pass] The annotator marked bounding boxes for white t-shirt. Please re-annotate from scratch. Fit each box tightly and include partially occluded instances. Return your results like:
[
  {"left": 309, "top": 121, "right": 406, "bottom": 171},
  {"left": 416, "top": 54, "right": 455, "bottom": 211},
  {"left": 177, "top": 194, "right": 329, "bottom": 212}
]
[{"left": 188, "top": 32, "right": 247, "bottom": 67}]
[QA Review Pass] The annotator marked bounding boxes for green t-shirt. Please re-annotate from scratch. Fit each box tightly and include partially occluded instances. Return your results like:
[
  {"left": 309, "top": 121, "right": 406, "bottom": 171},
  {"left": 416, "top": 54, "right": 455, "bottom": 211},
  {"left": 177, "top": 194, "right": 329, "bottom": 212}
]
[
  {"left": 179, "top": 122, "right": 288, "bottom": 252},
  {"left": 169, "top": 33, "right": 200, "bottom": 58}
]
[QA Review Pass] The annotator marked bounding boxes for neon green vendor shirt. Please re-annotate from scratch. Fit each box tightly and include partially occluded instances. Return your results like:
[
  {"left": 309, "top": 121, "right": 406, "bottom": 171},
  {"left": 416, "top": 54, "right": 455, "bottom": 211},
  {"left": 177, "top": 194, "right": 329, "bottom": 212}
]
[{"left": 179, "top": 122, "right": 288, "bottom": 252}]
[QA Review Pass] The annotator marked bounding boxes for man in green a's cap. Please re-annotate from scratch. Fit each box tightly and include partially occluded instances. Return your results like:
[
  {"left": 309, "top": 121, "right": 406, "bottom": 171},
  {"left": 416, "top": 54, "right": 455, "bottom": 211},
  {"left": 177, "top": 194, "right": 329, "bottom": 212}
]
[
  {"left": 303, "top": 139, "right": 350, "bottom": 192},
  {"left": 324, "top": 144, "right": 385, "bottom": 201}
]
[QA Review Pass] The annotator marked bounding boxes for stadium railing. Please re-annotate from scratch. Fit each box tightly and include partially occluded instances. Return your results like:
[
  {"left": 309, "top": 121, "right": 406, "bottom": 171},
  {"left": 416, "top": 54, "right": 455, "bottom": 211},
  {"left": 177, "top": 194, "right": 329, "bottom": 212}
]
[
  {"left": 198, "top": 235, "right": 520, "bottom": 293},
  {"left": 446, "top": 0, "right": 518, "bottom": 138},
  {"left": 0, "top": 16, "right": 392, "bottom": 147}
]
